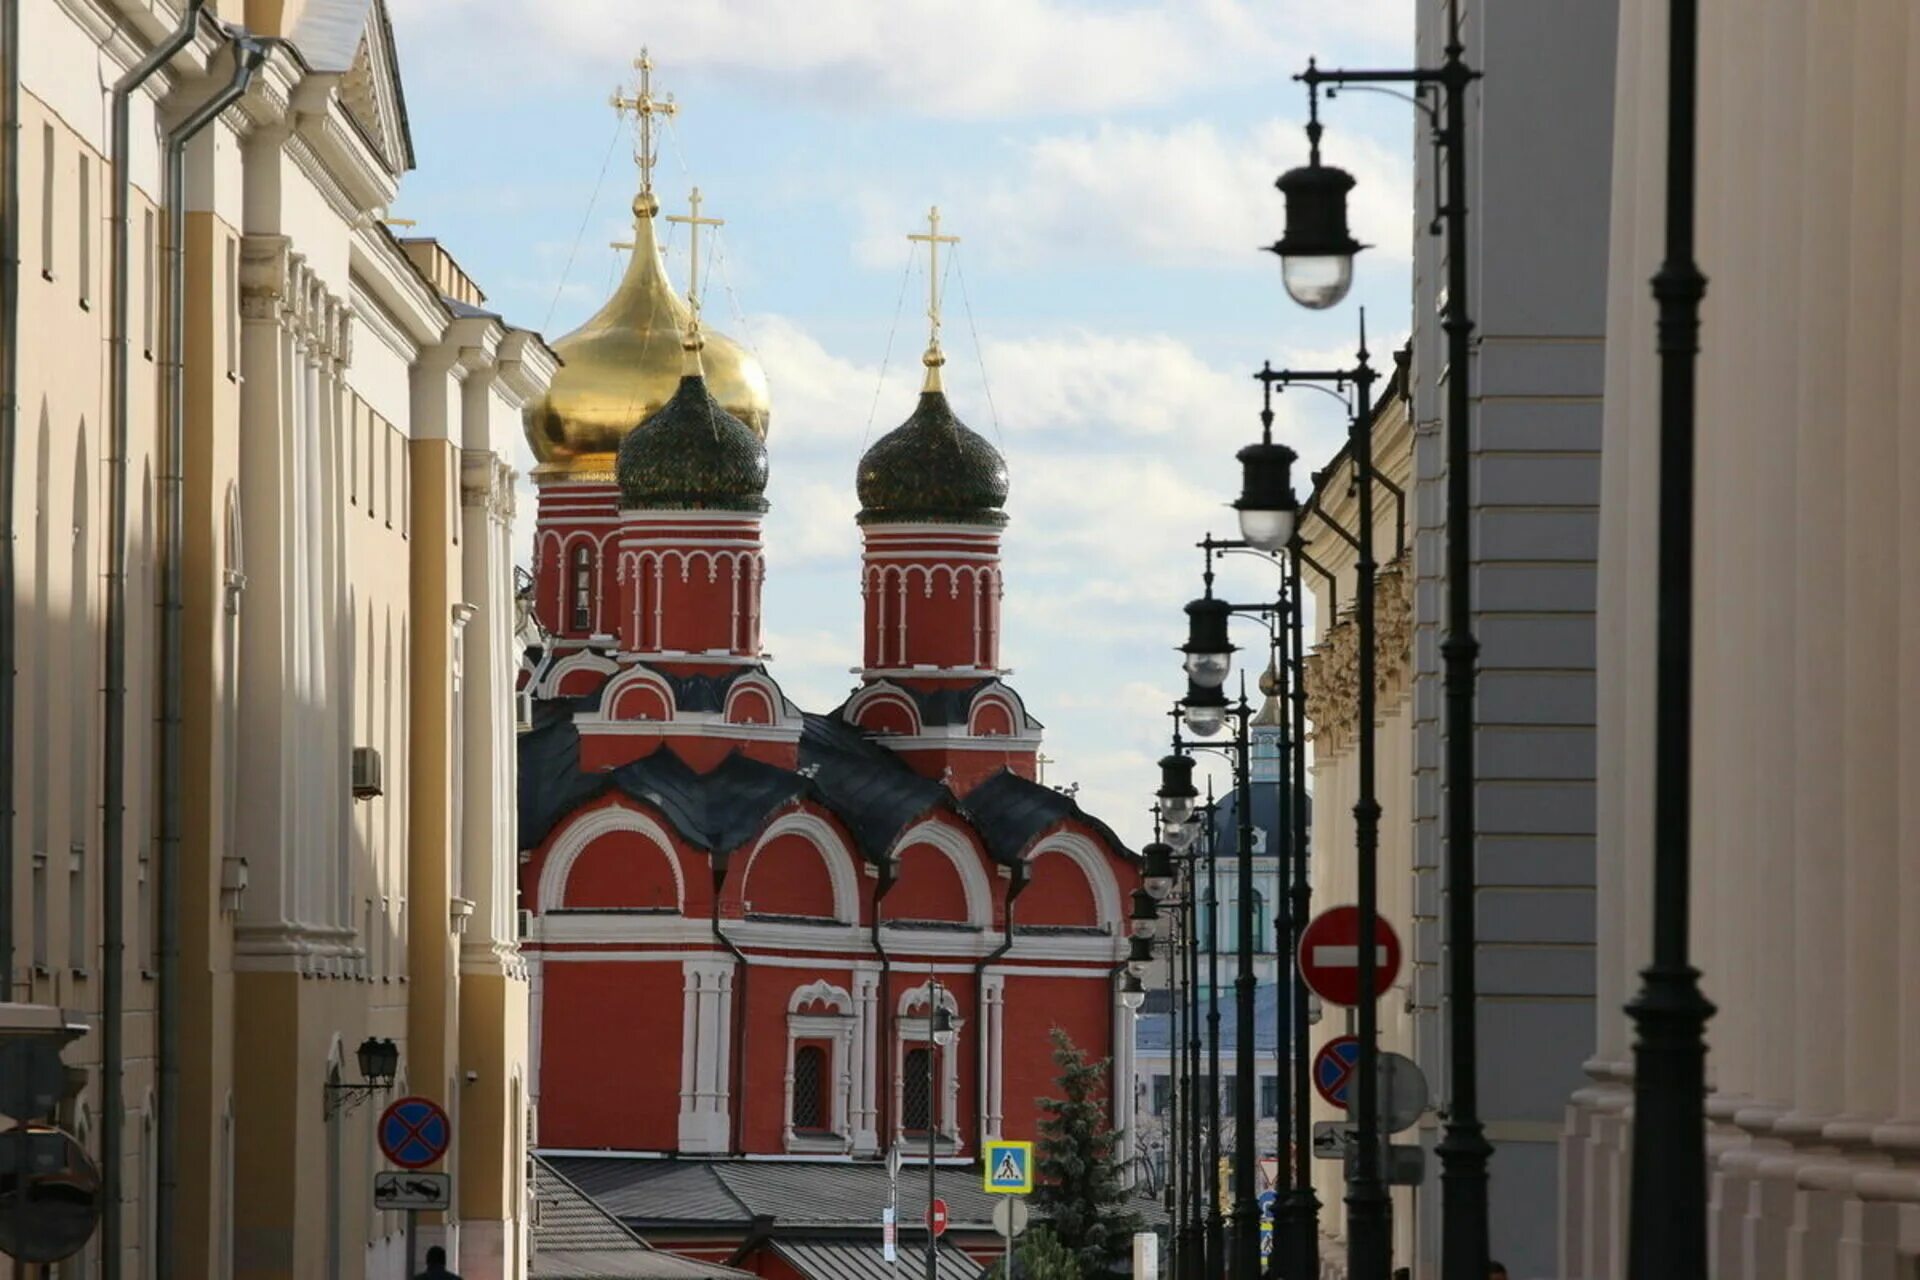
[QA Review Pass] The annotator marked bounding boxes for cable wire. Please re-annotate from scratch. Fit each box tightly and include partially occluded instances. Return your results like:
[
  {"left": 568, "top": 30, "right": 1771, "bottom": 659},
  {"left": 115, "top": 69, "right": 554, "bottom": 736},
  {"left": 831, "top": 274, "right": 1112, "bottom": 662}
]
[{"left": 544, "top": 115, "right": 625, "bottom": 334}]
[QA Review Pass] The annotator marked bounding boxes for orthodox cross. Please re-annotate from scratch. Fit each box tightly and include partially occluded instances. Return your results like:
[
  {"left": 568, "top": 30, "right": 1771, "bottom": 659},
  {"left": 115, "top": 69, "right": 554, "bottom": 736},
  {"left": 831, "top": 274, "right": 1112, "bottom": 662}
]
[
  {"left": 907, "top": 206, "right": 960, "bottom": 362},
  {"left": 665, "top": 187, "right": 724, "bottom": 326},
  {"left": 610, "top": 48, "right": 677, "bottom": 212}
]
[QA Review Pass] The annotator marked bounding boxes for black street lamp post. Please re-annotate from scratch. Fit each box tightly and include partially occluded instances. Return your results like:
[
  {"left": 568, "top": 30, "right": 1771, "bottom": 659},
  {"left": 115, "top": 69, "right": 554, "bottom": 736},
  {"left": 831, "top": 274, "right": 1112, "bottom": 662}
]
[
  {"left": 1625, "top": 2, "right": 1712, "bottom": 1276},
  {"left": 1274, "top": 5, "right": 1489, "bottom": 1277}
]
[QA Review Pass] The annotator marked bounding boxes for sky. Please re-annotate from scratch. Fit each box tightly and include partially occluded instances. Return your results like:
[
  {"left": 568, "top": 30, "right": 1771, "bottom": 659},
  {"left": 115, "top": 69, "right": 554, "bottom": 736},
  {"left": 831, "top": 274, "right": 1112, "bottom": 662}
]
[{"left": 385, "top": 0, "right": 1416, "bottom": 849}]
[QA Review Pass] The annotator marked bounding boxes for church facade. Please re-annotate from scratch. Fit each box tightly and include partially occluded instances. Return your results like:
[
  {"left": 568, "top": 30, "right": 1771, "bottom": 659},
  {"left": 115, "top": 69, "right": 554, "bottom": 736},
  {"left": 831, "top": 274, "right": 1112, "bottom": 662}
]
[{"left": 514, "top": 67, "right": 1142, "bottom": 1250}]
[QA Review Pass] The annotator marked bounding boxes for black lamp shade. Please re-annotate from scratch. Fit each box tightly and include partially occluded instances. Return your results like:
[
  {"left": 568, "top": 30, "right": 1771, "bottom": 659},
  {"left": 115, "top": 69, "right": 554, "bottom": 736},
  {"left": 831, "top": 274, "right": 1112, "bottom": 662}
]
[
  {"left": 357, "top": 1036, "right": 399, "bottom": 1086},
  {"left": 1269, "top": 161, "right": 1365, "bottom": 309},
  {"left": 1234, "top": 440, "right": 1300, "bottom": 551},
  {"left": 1181, "top": 597, "right": 1236, "bottom": 660},
  {"left": 1182, "top": 677, "right": 1229, "bottom": 737},
  {"left": 1130, "top": 886, "right": 1159, "bottom": 927},
  {"left": 1128, "top": 933, "right": 1156, "bottom": 965},
  {"left": 931, "top": 1005, "right": 955, "bottom": 1046},
  {"left": 1142, "top": 841, "right": 1175, "bottom": 889}
]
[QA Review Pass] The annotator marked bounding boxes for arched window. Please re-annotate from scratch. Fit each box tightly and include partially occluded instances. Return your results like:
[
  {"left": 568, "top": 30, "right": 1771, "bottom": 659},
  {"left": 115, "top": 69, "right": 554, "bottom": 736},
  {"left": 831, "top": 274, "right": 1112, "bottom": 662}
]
[
  {"left": 792, "top": 1044, "right": 828, "bottom": 1133},
  {"left": 570, "top": 543, "right": 594, "bottom": 632},
  {"left": 1250, "top": 890, "right": 1268, "bottom": 954}
]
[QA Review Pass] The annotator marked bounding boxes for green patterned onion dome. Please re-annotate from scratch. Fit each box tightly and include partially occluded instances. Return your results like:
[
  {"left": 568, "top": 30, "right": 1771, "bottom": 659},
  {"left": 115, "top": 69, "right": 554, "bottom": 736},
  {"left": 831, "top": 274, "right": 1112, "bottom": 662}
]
[
  {"left": 855, "top": 390, "right": 1008, "bottom": 526},
  {"left": 618, "top": 373, "right": 770, "bottom": 512}
]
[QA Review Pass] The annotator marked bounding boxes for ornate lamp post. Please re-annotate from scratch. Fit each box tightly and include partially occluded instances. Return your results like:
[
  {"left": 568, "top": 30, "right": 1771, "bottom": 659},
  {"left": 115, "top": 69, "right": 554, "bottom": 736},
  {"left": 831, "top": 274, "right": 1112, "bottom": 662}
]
[
  {"left": 1273, "top": 6, "right": 1487, "bottom": 1277},
  {"left": 1625, "top": 2, "right": 1713, "bottom": 1276}
]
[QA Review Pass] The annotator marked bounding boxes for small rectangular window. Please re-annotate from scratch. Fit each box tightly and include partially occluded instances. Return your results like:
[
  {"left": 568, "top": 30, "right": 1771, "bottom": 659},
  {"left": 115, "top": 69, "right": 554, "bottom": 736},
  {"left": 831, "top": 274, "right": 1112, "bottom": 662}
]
[
  {"left": 77, "top": 154, "right": 90, "bottom": 308},
  {"left": 142, "top": 210, "right": 156, "bottom": 358},
  {"left": 68, "top": 843, "right": 87, "bottom": 972},
  {"left": 902, "top": 1047, "right": 933, "bottom": 1133},
  {"left": 30, "top": 851, "right": 48, "bottom": 969},
  {"left": 1260, "top": 1075, "right": 1279, "bottom": 1120},
  {"left": 349, "top": 401, "right": 358, "bottom": 505},
  {"left": 792, "top": 1044, "right": 829, "bottom": 1133},
  {"left": 224, "top": 238, "right": 239, "bottom": 378},
  {"left": 40, "top": 124, "right": 54, "bottom": 279}
]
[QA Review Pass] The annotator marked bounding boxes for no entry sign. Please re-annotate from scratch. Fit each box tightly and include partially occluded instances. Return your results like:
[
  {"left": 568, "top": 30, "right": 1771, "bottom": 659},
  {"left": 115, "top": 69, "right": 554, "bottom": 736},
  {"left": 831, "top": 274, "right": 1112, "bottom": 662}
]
[
  {"left": 1312, "top": 1035, "right": 1362, "bottom": 1109},
  {"left": 1298, "top": 906, "right": 1401, "bottom": 1006},
  {"left": 927, "top": 1198, "right": 949, "bottom": 1237}
]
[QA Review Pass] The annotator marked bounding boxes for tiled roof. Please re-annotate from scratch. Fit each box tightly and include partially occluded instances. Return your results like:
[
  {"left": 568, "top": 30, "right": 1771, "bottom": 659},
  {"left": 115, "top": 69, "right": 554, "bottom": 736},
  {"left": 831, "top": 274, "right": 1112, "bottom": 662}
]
[
  {"left": 532, "top": 1159, "right": 755, "bottom": 1280},
  {"left": 772, "top": 1238, "right": 982, "bottom": 1280}
]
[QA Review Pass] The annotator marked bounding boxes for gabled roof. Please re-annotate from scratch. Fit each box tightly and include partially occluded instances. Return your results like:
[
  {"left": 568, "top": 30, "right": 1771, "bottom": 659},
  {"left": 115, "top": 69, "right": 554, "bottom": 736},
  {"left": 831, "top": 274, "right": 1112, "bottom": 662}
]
[
  {"left": 533, "top": 1158, "right": 755, "bottom": 1280},
  {"left": 963, "top": 769, "right": 1134, "bottom": 865},
  {"left": 772, "top": 1239, "right": 981, "bottom": 1280},
  {"left": 797, "top": 714, "right": 952, "bottom": 859},
  {"left": 330, "top": 0, "right": 415, "bottom": 174}
]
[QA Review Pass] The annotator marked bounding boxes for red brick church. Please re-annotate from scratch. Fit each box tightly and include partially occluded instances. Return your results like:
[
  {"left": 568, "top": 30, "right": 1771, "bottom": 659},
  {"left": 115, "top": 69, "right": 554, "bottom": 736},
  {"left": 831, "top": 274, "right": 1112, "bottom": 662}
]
[{"left": 513, "top": 68, "right": 1143, "bottom": 1276}]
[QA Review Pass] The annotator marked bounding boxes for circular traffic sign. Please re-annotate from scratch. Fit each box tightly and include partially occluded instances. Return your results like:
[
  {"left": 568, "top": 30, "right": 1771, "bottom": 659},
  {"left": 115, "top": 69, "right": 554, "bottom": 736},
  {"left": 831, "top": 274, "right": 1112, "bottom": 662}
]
[
  {"left": 927, "top": 1197, "right": 949, "bottom": 1237},
  {"left": 0, "top": 1125, "right": 101, "bottom": 1263},
  {"left": 1345, "top": 1050, "right": 1431, "bottom": 1135},
  {"left": 378, "top": 1096, "right": 451, "bottom": 1170},
  {"left": 1312, "top": 1035, "right": 1361, "bottom": 1108},
  {"left": 1297, "top": 906, "right": 1401, "bottom": 1006},
  {"left": 992, "top": 1197, "right": 1029, "bottom": 1239}
]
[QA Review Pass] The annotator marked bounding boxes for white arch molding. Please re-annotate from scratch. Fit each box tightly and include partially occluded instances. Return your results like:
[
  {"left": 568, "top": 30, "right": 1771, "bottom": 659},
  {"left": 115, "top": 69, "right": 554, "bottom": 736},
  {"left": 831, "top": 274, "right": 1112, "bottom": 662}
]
[
  {"left": 741, "top": 812, "right": 860, "bottom": 924},
  {"left": 846, "top": 681, "right": 923, "bottom": 735},
  {"left": 601, "top": 664, "right": 675, "bottom": 721},
  {"left": 539, "top": 648, "right": 618, "bottom": 699},
  {"left": 1024, "top": 830, "right": 1124, "bottom": 931},
  {"left": 889, "top": 819, "right": 994, "bottom": 929},
  {"left": 537, "top": 805, "right": 688, "bottom": 914}
]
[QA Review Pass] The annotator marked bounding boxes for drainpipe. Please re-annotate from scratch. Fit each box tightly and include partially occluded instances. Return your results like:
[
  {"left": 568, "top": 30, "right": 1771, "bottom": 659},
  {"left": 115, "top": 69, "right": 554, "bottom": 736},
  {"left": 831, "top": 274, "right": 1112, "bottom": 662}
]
[
  {"left": 709, "top": 854, "right": 749, "bottom": 1154},
  {"left": 0, "top": 0, "right": 24, "bottom": 991},
  {"left": 972, "top": 862, "right": 1026, "bottom": 1144},
  {"left": 156, "top": 33, "right": 271, "bottom": 1279},
  {"left": 104, "top": 5, "right": 208, "bottom": 1274},
  {"left": 871, "top": 861, "right": 897, "bottom": 1147}
]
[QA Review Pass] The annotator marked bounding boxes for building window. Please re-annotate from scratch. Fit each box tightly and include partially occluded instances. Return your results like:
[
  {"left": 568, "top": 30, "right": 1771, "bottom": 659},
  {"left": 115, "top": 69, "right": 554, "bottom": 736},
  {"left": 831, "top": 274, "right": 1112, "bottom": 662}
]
[
  {"left": 901, "top": 1047, "right": 932, "bottom": 1133},
  {"left": 570, "top": 544, "right": 594, "bottom": 632},
  {"left": 1152, "top": 1074, "right": 1172, "bottom": 1117},
  {"left": 29, "top": 851, "right": 47, "bottom": 970},
  {"left": 792, "top": 1044, "right": 828, "bottom": 1133},
  {"left": 40, "top": 124, "right": 54, "bottom": 279},
  {"left": 77, "top": 154, "right": 90, "bottom": 308},
  {"left": 68, "top": 844, "right": 86, "bottom": 971},
  {"left": 224, "top": 237, "right": 239, "bottom": 378},
  {"left": 142, "top": 210, "right": 156, "bottom": 358},
  {"left": 1260, "top": 1075, "right": 1279, "bottom": 1120}
]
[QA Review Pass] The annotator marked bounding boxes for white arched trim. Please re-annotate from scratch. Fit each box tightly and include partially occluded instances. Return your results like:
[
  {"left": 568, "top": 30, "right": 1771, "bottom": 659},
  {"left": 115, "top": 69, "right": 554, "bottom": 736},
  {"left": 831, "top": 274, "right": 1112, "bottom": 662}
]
[
  {"left": 889, "top": 819, "right": 992, "bottom": 929},
  {"left": 601, "top": 664, "right": 676, "bottom": 721},
  {"left": 724, "top": 673, "right": 788, "bottom": 725},
  {"left": 967, "top": 690, "right": 1021, "bottom": 737},
  {"left": 1024, "top": 830, "right": 1124, "bottom": 932},
  {"left": 538, "top": 648, "right": 618, "bottom": 698},
  {"left": 896, "top": 979, "right": 962, "bottom": 1018},
  {"left": 790, "top": 979, "right": 855, "bottom": 1015},
  {"left": 741, "top": 811, "right": 859, "bottom": 924},
  {"left": 537, "top": 804, "right": 687, "bottom": 915},
  {"left": 845, "top": 681, "right": 923, "bottom": 735}
]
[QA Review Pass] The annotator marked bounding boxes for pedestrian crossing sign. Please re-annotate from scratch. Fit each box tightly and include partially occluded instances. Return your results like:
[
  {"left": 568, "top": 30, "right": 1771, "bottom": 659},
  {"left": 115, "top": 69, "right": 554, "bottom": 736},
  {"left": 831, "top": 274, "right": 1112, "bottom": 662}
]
[{"left": 983, "top": 1140, "right": 1034, "bottom": 1194}]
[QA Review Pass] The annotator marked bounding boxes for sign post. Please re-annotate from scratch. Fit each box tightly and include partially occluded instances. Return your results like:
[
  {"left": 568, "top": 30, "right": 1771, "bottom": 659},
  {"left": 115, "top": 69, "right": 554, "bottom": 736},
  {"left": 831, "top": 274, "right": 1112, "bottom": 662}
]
[
  {"left": 992, "top": 1197, "right": 1029, "bottom": 1280},
  {"left": 379, "top": 1096, "right": 452, "bottom": 1277}
]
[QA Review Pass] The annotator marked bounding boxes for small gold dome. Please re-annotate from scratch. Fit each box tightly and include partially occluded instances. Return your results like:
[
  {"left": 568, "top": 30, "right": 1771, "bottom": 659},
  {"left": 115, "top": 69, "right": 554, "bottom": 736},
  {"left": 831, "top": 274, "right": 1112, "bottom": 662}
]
[{"left": 523, "top": 196, "right": 771, "bottom": 482}]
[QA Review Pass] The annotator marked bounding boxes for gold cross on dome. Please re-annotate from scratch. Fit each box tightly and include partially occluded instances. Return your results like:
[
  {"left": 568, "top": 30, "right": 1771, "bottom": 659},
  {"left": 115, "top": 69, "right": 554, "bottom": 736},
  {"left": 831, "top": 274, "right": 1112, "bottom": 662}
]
[
  {"left": 665, "top": 187, "right": 724, "bottom": 324},
  {"left": 907, "top": 205, "right": 961, "bottom": 361},
  {"left": 610, "top": 48, "right": 679, "bottom": 210}
]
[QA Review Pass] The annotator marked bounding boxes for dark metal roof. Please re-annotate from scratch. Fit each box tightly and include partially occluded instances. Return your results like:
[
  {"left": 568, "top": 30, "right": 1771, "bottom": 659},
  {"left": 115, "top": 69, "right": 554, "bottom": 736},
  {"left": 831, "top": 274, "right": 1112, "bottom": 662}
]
[
  {"left": 856, "top": 390, "right": 1008, "bottom": 527},
  {"left": 1134, "top": 986, "right": 1287, "bottom": 1054},
  {"left": 772, "top": 1239, "right": 982, "bottom": 1280},
  {"left": 546, "top": 1160, "right": 753, "bottom": 1227},
  {"left": 618, "top": 373, "right": 770, "bottom": 512},
  {"left": 532, "top": 1159, "right": 755, "bottom": 1280},
  {"left": 963, "top": 770, "right": 1135, "bottom": 866},
  {"left": 839, "top": 681, "right": 1042, "bottom": 734},
  {"left": 796, "top": 713, "right": 952, "bottom": 860},
  {"left": 544, "top": 1159, "right": 1006, "bottom": 1232}
]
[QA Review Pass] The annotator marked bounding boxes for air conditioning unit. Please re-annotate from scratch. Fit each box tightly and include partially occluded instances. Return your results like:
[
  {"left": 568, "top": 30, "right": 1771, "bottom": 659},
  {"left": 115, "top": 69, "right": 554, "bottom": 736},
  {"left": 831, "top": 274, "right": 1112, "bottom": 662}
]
[
  {"left": 517, "top": 908, "right": 534, "bottom": 939},
  {"left": 516, "top": 689, "right": 534, "bottom": 727},
  {"left": 351, "top": 747, "right": 383, "bottom": 799}
]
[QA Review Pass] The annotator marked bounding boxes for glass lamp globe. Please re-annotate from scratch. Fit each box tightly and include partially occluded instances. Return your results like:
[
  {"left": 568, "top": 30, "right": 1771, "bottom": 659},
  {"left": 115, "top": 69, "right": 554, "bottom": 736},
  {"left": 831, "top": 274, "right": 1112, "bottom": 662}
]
[
  {"left": 1236, "top": 506, "right": 1297, "bottom": 553},
  {"left": 1183, "top": 651, "right": 1232, "bottom": 689},
  {"left": 1280, "top": 253, "right": 1354, "bottom": 310},
  {"left": 1184, "top": 702, "right": 1227, "bottom": 738}
]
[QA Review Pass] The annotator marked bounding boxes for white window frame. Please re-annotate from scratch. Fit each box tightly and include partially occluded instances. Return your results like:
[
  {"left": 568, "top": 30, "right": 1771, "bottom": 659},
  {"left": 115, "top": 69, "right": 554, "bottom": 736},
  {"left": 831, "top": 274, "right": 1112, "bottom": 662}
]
[
  {"left": 893, "top": 982, "right": 964, "bottom": 1150},
  {"left": 785, "top": 981, "right": 855, "bottom": 1154}
]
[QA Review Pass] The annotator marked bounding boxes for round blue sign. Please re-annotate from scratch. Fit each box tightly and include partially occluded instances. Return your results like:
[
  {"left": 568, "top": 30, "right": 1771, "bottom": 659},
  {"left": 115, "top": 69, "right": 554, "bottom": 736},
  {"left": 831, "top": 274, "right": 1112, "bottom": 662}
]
[
  {"left": 378, "top": 1096, "right": 451, "bottom": 1170},
  {"left": 1313, "top": 1036, "right": 1362, "bottom": 1109}
]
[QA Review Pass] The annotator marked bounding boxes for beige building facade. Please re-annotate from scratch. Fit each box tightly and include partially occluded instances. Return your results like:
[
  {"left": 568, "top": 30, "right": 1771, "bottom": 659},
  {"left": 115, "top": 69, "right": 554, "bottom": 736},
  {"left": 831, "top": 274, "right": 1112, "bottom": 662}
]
[
  {"left": 2, "top": 1, "right": 550, "bottom": 1276},
  {"left": 1560, "top": 0, "right": 1920, "bottom": 1275}
]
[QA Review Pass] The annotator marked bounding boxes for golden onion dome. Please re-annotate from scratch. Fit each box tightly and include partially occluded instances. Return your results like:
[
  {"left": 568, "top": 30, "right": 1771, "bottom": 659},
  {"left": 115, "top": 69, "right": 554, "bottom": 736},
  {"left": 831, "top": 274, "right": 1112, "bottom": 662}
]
[{"left": 523, "top": 195, "right": 771, "bottom": 482}]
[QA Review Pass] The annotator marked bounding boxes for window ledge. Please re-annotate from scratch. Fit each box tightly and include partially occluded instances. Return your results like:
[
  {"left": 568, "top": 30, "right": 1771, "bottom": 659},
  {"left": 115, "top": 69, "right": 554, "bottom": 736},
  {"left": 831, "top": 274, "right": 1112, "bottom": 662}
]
[{"left": 786, "top": 1133, "right": 849, "bottom": 1154}]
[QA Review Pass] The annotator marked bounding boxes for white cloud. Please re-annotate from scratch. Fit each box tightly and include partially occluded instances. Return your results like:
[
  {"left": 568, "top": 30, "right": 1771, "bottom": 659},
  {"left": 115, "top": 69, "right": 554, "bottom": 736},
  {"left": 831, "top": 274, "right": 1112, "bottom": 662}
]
[
  {"left": 389, "top": 0, "right": 1408, "bottom": 119},
  {"left": 852, "top": 118, "right": 1412, "bottom": 272}
]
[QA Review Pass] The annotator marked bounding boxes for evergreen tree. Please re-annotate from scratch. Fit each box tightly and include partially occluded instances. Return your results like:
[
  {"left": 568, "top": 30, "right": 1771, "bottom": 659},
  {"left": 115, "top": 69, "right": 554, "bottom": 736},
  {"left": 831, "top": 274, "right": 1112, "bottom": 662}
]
[
  {"left": 1031, "top": 1028, "right": 1145, "bottom": 1275},
  {"left": 984, "top": 1225, "right": 1081, "bottom": 1280}
]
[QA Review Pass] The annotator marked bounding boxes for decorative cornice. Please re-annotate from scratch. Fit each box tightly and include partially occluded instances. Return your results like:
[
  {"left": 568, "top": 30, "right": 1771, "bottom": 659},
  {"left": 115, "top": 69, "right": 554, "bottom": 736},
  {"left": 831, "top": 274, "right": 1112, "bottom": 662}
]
[{"left": 1303, "top": 553, "right": 1414, "bottom": 755}]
